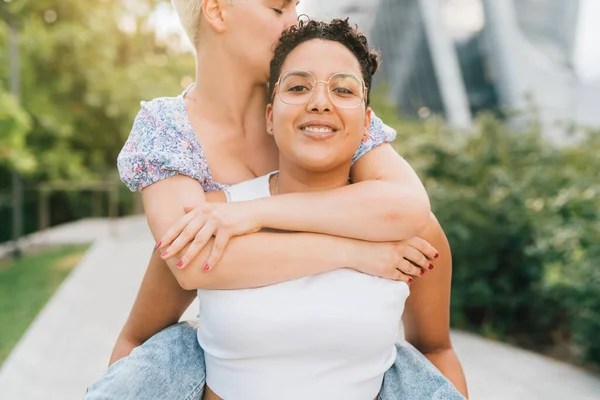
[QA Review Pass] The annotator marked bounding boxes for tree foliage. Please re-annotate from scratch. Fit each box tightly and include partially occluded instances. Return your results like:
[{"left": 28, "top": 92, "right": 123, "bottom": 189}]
[
  {"left": 0, "top": 0, "right": 194, "bottom": 240},
  {"left": 372, "top": 91, "right": 600, "bottom": 369},
  {"left": 0, "top": 0, "right": 194, "bottom": 180},
  {"left": 0, "top": 87, "right": 33, "bottom": 172}
]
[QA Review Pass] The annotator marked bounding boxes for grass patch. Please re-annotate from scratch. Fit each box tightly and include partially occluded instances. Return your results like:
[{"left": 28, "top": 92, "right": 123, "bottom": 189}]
[{"left": 0, "top": 244, "right": 90, "bottom": 364}]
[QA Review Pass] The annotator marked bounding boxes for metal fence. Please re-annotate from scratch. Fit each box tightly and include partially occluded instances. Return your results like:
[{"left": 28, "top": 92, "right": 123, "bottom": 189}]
[{"left": 0, "top": 179, "right": 139, "bottom": 255}]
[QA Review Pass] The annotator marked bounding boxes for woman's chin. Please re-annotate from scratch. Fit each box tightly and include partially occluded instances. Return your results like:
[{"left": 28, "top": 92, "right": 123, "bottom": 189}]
[{"left": 295, "top": 157, "right": 342, "bottom": 173}]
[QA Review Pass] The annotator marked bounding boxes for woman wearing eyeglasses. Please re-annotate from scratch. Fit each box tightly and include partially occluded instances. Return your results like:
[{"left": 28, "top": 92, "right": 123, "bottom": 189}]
[
  {"left": 83, "top": 2, "right": 468, "bottom": 399},
  {"left": 158, "top": 19, "right": 466, "bottom": 400}
]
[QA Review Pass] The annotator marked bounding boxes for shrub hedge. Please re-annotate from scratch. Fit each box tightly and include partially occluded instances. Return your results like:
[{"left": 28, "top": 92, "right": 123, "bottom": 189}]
[{"left": 372, "top": 94, "right": 600, "bottom": 368}]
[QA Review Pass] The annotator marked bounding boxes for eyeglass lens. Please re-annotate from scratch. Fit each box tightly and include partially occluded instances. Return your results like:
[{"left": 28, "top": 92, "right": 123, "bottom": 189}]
[{"left": 278, "top": 71, "right": 364, "bottom": 108}]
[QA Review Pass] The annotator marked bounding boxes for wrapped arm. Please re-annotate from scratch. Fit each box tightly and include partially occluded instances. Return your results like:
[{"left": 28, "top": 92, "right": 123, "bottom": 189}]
[
  {"left": 250, "top": 142, "right": 430, "bottom": 241},
  {"left": 142, "top": 175, "right": 376, "bottom": 290},
  {"left": 220, "top": 112, "right": 429, "bottom": 241}
]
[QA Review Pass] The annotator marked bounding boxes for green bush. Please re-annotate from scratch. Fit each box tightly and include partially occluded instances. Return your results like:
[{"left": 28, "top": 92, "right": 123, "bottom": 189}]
[{"left": 371, "top": 93, "right": 600, "bottom": 368}]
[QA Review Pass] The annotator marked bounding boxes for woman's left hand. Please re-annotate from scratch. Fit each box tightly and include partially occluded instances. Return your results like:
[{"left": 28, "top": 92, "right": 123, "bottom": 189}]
[{"left": 157, "top": 202, "right": 262, "bottom": 270}]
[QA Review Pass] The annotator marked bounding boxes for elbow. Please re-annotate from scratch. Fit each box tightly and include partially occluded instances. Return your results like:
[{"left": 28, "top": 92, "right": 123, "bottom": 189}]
[
  {"left": 409, "top": 335, "right": 454, "bottom": 356},
  {"left": 420, "top": 343, "right": 455, "bottom": 357},
  {"left": 410, "top": 199, "right": 432, "bottom": 236},
  {"left": 166, "top": 262, "right": 198, "bottom": 291},
  {"left": 177, "top": 276, "right": 196, "bottom": 291},
  {"left": 174, "top": 266, "right": 216, "bottom": 290},
  {"left": 388, "top": 190, "right": 431, "bottom": 238},
  {"left": 176, "top": 269, "right": 210, "bottom": 290}
]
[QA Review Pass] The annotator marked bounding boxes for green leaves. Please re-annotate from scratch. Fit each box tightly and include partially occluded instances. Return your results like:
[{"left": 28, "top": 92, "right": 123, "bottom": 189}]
[
  {"left": 0, "top": 88, "right": 34, "bottom": 172},
  {"left": 372, "top": 91, "right": 600, "bottom": 368},
  {"left": 0, "top": 0, "right": 194, "bottom": 181}
]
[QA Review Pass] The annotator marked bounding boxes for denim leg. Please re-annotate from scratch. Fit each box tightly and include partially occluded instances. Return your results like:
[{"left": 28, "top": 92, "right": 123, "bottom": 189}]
[
  {"left": 379, "top": 342, "right": 466, "bottom": 400},
  {"left": 83, "top": 321, "right": 205, "bottom": 400}
]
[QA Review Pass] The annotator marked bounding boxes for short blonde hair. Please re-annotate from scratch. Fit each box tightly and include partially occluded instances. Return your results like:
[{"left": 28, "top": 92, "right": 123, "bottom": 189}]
[
  {"left": 171, "top": 0, "right": 204, "bottom": 47},
  {"left": 171, "top": 0, "right": 235, "bottom": 48}
]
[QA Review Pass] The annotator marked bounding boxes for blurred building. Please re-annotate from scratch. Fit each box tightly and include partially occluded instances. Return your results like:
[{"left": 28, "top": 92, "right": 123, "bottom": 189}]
[{"left": 307, "top": 0, "right": 600, "bottom": 142}]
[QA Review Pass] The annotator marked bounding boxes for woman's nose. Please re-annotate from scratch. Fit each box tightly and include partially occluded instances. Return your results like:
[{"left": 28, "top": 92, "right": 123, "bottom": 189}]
[
  {"left": 306, "top": 83, "right": 332, "bottom": 113},
  {"left": 284, "top": 10, "right": 299, "bottom": 30}
]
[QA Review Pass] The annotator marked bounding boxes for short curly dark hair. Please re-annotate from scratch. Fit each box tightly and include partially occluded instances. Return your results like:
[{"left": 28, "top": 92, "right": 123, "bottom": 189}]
[{"left": 268, "top": 18, "right": 380, "bottom": 107}]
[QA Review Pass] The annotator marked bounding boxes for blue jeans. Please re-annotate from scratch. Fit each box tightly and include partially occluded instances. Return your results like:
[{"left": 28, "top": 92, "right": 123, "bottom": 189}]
[{"left": 84, "top": 321, "right": 465, "bottom": 399}]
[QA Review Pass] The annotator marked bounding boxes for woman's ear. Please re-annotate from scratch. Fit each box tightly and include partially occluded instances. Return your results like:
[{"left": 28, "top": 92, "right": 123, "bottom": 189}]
[
  {"left": 202, "top": 0, "right": 227, "bottom": 33},
  {"left": 363, "top": 107, "right": 373, "bottom": 140},
  {"left": 265, "top": 104, "right": 275, "bottom": 136}
]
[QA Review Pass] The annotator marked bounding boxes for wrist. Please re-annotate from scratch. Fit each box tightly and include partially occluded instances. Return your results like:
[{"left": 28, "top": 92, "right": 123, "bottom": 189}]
[
  {"left": 340, "top": 238, "right": 371, "bottom": 272},
  {"left": 223, "top": 199, "right": 267, "bottom": 232},
  {"left": 248, "top": 196, "right": 277, "bottom": 230}
]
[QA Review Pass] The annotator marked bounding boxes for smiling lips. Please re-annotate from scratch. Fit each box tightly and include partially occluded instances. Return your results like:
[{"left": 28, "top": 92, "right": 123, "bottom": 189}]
[
  {"left": 303, "top": 126, "right": 333, "bottom": 133},
  {"left": 299, "top": 121, "right": 338, "bottom": 140}
]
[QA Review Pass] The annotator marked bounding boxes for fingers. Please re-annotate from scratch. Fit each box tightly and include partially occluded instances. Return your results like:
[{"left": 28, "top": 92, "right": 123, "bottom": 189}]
[
  {"left": 203, "top": 229, "right": 232, "bottom": 271},
  {"left": 175, "top": 218, "right": 219, "bottom": 269},
  {"left": 393, "top": 268, "right": 414, "bottom": 285},
  {"left": 157, "top": 210, "right": 198, "bottom": 250},
  {"left": 394, "top": 257, "right": 425, "bottom": 278},
  {"left": 183, "top": 204, "right": 198, "bottom": 213},
  {"left": 375, "top": 254, "right": 414, "bottom": 284},
  {"left": 407, "top": 236, "right": 439, "bottom": 261},
  {"left": 162, "top": 212, "right": 211, "bottom": 258},
  {"left": 402, "top": 246, "right": 434, "bottom": 274}
]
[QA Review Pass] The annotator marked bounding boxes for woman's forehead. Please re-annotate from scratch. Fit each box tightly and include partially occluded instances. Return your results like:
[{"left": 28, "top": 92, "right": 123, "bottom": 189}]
[{"left": 281, "top": 40, "right": 362, "bottom": 76}]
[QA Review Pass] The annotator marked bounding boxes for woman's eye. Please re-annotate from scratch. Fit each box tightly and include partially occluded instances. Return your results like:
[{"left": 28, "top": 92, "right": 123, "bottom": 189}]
[
  {"left": 272, "top": 8, "right": 283, "bottom": 15},
  {"left": 333, "top": 87, "right": 353, "bottom": 95},
  {"left": 288, "top": 85, "right": 309, "bottom": 92}
]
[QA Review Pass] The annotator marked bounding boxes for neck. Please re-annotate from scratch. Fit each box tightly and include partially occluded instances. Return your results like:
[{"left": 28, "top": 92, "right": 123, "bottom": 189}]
[
  {"left": 275, "top": 158, "right": 352, "bottom": 195},
  {"left": 187, "top": 42, "right": 268, "bottom": 129}
]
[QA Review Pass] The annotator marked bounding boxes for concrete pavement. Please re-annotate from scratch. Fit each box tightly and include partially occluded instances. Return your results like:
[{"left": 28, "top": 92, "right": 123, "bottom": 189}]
[
  {"left": 451, "top": 331, "right": 600, "bottom": 399},
  {"left": 0, "top": 216, "right": 598, "bottom": 399}
]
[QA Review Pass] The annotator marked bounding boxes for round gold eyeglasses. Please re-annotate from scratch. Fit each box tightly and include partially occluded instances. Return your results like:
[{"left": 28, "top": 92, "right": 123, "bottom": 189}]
[{"left": 273, "top": 70, "right": 366, "bottom": 108}]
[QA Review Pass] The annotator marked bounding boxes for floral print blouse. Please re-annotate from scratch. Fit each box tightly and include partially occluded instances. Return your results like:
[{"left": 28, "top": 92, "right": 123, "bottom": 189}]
[{"left": 117, "top": 88, "right": 397, "bottom": 192}]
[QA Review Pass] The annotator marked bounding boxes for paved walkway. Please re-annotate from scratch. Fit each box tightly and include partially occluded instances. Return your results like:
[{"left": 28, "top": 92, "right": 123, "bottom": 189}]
[
  {"left": 0, "top": 216, "right": 599, "bottom": 399},
  {"left": 0, "top": 216, "right": 142, "bottom": 259}
]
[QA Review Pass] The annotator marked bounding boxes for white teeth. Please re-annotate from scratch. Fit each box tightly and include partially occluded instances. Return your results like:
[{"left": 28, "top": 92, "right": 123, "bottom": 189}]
[{"left": 302, "top": 126, "right": 333, "bottom": 133}]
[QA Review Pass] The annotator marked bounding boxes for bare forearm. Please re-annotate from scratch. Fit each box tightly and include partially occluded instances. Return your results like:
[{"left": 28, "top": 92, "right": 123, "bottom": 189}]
[
  {"left": 170, "top": 231, "right": 360, "bottom": 290},
  {"left": 252, "top": 180, "right": 429, "bottom": 242},
  {"left": 424, "top": 348, "right": 469, "bottom": 398}
]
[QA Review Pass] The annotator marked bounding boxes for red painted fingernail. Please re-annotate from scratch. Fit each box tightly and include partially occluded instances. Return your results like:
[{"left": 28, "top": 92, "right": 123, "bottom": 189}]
[
  {"left": 155, "top": 241, "right": 162, "bottom": 249},
  {"left": 161, "top": 251, "right": 169, "bottom": 258},
  {"left": 203, "top": 263, "right": 210, "bottom": 271},
  {"left": 408, "top": 278, "right": 413, "bottom": 283},
  {"left": 429, "top": 263, "right": 434, "bottom": 270},
  {"left": 176, "top": 260, "right": 184, "bottom": 268},
  {"left": 420, "top": 269, "right": 425, "bottom": 276},
  {"left": 434, "top": 253, "right": 439, "bottom": 259}
]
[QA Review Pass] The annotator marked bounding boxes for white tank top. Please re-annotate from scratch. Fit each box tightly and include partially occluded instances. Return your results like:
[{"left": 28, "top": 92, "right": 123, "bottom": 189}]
[{"left": 197, "top": 172, "right": 410, "bottom": 400}]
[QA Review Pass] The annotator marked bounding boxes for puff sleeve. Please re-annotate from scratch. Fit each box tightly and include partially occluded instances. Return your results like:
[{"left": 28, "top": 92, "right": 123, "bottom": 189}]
[
  {"left": 117, "top": 99, "right": 203, "bottom": 192},
  {"left": 352, "top": 111, "right": 397, "bottom": 165}
]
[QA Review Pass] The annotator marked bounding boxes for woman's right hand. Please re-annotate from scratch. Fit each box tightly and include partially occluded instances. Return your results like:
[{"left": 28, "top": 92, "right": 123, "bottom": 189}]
[
  {"left": 157, "top": 201, "right": 262, "bottom": 270},
  {"left": 353, "top": 237, "right": 439, "bottom": 283}
]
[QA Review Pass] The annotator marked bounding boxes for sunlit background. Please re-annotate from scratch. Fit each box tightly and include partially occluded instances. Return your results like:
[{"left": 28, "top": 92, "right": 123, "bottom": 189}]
[
  {"left": 151, "top": 0, "right": 600, "bottom": 144},
  {"left": 0, "top": 1, "right": 599, "bottom": 399},
  {"left": 157, "top": 0, "right": 600, "bottom": 84}
]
